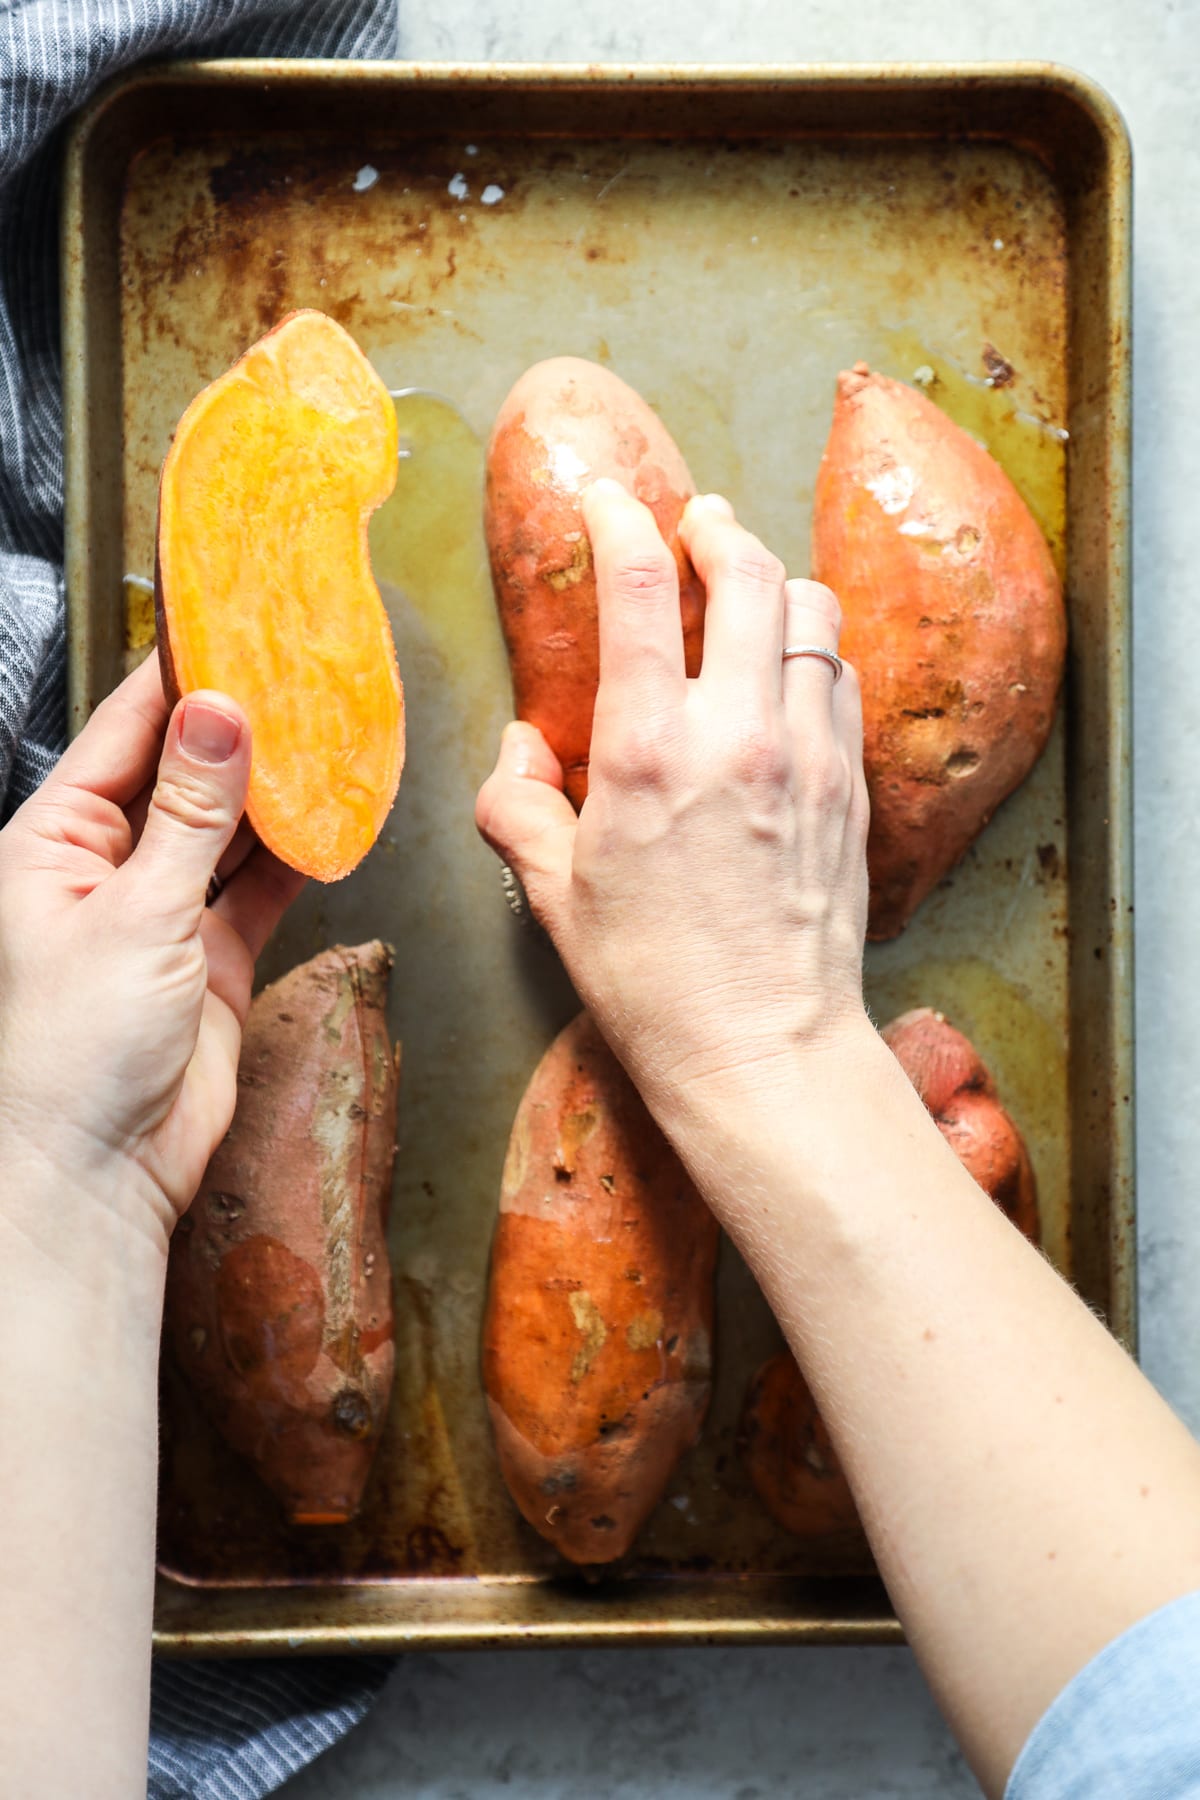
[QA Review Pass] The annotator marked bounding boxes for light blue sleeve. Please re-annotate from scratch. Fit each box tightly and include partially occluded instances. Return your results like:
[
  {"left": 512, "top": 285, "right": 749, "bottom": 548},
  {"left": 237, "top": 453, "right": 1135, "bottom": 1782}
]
[{"left": 1005, "top": 1589, "right": 1200, "bottom": 1798}]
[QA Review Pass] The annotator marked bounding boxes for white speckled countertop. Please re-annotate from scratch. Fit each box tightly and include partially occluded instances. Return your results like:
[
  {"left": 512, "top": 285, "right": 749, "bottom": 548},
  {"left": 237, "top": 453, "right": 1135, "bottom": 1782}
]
[{"left": 281, "top": 2, "right": 1198, "bottom": 1793}]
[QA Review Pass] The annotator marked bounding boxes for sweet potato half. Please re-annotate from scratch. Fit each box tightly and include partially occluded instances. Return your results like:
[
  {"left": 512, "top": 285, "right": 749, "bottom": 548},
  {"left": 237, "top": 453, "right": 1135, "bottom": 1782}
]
[
  {"left": 482, "top": 1010, "right": 719, "bottom": 1565},
  {"left": 156, "top": 309, "right": 404, "bottom": 882},
  {"left": 812, "top": 363, "right": 1066, "bottom": 939},
  {"left": 485, "top": 356, "right": 705, "bottom": 808},
  {"left": 165, "top": 942, "right": 399, "bottom": 1526}
]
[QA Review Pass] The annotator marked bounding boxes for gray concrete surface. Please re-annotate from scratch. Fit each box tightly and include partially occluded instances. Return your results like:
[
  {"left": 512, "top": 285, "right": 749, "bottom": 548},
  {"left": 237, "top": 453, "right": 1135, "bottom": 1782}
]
[{"left": 282, "top": 1, "right": 1200, "bottom": 1793}]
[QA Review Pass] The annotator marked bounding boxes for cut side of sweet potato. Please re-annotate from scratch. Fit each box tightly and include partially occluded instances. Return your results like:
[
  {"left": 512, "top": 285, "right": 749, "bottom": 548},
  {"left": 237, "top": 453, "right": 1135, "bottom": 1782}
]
[{"left": 156, "top": 309, "right": 404, "bottom": 882}]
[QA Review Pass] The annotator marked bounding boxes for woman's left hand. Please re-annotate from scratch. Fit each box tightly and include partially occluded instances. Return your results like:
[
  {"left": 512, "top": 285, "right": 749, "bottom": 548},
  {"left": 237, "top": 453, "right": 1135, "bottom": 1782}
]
[{"left": 0, "top": 654, "right": 304, "bottom": 1259}]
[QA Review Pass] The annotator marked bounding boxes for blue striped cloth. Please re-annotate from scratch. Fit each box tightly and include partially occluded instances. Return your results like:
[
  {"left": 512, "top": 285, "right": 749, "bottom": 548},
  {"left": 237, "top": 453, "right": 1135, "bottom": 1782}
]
[{"left": 0, "top": 3, "right": 397, "bottom": 1792}]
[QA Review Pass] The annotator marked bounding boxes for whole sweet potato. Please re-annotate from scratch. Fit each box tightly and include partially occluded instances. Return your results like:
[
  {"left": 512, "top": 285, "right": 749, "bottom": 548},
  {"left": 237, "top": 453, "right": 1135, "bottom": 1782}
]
[
  {"left": 811, "top": 363, "right": 1066, "bottom": 939},
  {"left": 156, "top": 310, "right": 404, "bottom": 882},
  {"left": 485, "top": 356, "right": 705, "bottom": 807},
  {"left": 742, "top": 1007, "right": 1037, "bottom": 1541},
  {"left": 740, "top": 1352, "right": 866, "bottom": 1549},
  {"left": 482, "top": 1010, "right": 719, "bottom": 1564},
  {"left": 882, "top": 1006, "right": 1039, "bottom": 1244},
  {"left": 165, "top": 942, "right": 399, "bottom": 1526}
]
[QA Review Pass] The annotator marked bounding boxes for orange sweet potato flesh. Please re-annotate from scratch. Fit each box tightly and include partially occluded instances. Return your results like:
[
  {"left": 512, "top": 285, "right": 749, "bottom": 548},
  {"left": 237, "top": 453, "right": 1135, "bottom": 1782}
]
[
  {"left": 485, "top": 357, "right": 705, "bottom": 808},
  {"left": 156, "top": 310, "right": 404, "bottom": 882},
  {"left": 811, "top": 363, "right": 1066, "bottom": 939},
  {"left": 882, "top": 1006, "right": 1039, "bottom": 1244},
  {"left": 165, "top": 942, "right": 399, "bottom": 1526},
  {"left": 742, "top": 1007, "right": 1037, "bottom": 1542},
  {"left": 740, "top": 1352, "right": 867, "bottom": 1551},
  {"left": 481, "top": 1010, "right": 719, "bottom": 1565}
]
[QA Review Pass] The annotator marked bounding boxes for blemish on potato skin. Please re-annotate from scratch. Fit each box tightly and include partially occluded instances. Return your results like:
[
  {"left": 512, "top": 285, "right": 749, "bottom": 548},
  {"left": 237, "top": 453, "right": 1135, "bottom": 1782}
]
[
  {"left": 568, "top": 1290, "right": 607, "bottom": 1381},
  {"left": 553, "top": 1105, "right": 601, "bottom": 1180},
  {"left": 626, "top": 1308, "right": 665, "bottom": 1351}
]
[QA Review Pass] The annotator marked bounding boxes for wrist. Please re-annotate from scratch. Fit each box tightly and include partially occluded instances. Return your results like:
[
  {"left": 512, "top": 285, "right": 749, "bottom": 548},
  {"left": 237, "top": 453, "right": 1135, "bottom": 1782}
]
[
  {"left": 0, "top": 1128, "right": 171, "bottom": 1309},
  {"left": 644, "top": 1004, "right": 893, "bottom": 1204}
]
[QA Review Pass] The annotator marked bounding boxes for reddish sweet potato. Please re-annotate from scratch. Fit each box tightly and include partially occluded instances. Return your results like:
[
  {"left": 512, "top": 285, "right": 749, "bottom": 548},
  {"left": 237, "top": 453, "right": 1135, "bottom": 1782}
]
[
  {"left": 811, "top": 363, "right": 1066, "bottom": 939},
  {"left": 156, "top": 309, "right": 404, "bottom": 883},
  {"left": 740, "top": 1352, "right": 867, "bottom": 1550},
  {"left": 485, "top": 356, "right": 705, "bottom": 807},
  {"left": 882, "top": 1006, "right": 1039, "bottom": 1244},
  {"left": 165, "top": 942, "right": 399, "bottom": 1526},
  {"left": 481, "top": 1011, "right": 719, "bottom": 1564},
  {"left": 743, "top": 1007, "right": 1037, "bottom": 1541}
]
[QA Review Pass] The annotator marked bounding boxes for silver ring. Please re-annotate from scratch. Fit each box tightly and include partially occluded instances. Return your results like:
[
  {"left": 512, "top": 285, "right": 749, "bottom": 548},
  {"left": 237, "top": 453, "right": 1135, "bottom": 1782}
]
[
  {"left": 782, "top": 644, "right": 844, "bottom": 682},
  {"left": 499, "top": 863, "right": 528, "bottom": 923}
]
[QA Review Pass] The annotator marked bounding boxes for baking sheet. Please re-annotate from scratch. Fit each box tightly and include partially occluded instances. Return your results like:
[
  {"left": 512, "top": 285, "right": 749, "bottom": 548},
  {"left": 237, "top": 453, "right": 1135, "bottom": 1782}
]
[{"left": 61, "top": 61, "right": 1132, "bottom": 1651}]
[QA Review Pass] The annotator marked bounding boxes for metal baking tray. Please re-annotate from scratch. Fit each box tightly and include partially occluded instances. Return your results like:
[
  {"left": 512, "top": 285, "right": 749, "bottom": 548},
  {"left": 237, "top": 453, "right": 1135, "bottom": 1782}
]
[{"left": 62, "top": 61, "right": 1132, "bottom": 1654}]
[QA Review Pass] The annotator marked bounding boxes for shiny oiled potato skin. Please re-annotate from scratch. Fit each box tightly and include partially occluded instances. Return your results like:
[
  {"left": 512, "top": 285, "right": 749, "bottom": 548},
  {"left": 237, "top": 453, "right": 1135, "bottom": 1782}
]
[
  {"left": 482, "top": 1011, "right": 719, "bottom": 1566},
  {"left": 485, "top": 356, "right": 705, "bottom": 808}
]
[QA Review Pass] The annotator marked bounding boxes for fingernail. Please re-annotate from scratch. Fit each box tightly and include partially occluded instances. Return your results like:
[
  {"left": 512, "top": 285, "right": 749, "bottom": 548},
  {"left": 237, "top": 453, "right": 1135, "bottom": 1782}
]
[
  {"left": 586, "top": 476, "right": 628, "bottom": 499},
  {"left": 693, "top": 492, "right": 734, "bottom": 516},
  {"left": 180, "top": 701, "right": 241, "bottom": 764}
]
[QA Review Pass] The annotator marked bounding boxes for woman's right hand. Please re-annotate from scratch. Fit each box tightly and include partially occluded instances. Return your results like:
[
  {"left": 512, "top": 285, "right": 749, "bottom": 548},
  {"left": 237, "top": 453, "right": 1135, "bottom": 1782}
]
[{"left": 476, "top": 480, "right": 872, "bottom": 1127}]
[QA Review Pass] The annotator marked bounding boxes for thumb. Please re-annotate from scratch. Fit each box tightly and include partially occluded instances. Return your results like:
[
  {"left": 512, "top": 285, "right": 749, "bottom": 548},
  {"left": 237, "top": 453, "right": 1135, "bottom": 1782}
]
[
  {"left": 476, "top": 721, "right": 577, "bottom": 929},
  {"left": 121, "top": 691, "right": 251, "bottom": 937}
]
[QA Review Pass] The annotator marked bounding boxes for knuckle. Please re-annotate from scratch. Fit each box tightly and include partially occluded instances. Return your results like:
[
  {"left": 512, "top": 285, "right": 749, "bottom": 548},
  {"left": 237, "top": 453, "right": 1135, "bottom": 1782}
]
[
  {"left": 152, "top": 769, "right": 233, "bottom": 833},
  {"left": 726, "top": 719, "right": 790, "bottom": 790},
  {"left": 718, "top": 543, "right": 787, "bottom": 591},
  {"left": 610, "top": 550, "right": 675, "bottom": 602},
  {"left": 474, "top": 774, "right": 508, "bottom": 845},
  {"left": 597, "top": 713, "right": 673, "bottom": 789},
  {"left": 804, "top": 743, "right": 853, "bottom": 812},
  {"left": 786, "top": 578, "right": 843, "bottom": 635},
  {"left": 807, "top": 581, "right": 844, "bottom": 631}
]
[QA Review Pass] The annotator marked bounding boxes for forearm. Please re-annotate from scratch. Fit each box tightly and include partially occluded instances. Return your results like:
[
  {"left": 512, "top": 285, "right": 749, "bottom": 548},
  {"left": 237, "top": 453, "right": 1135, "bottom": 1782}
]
[
  {"left": 656, "top": 1023, "right": 1200, "bottom": 1798},
  {"left": 0, "top": 1156, "right": 166, "bottom": 1798}
]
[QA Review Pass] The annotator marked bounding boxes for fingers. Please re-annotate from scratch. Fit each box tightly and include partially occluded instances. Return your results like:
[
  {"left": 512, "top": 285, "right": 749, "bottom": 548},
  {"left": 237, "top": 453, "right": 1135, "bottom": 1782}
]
[
  {"left": 211, "top": 843, "right": 307, "bottom": 963},
  {"left": 679, "top": 494, "right": 787, "bottom": 702},
  {"left": 476, "top": 722, "right": 577, "bottom": 927},
  {"left": 115, "top": 691, "right": 250, "bottom": 942},
  {"left": 832, "top": 658, "right": 870, "bottom": 824},
  {"left": 781, "top": 579, "right": 843, "bottom": 711},
  {"left": 582, "top": 479, "right": 687, "bottom": 707},
  {"left": 41, "top": 650, "right": 169, "bottom": 810}
]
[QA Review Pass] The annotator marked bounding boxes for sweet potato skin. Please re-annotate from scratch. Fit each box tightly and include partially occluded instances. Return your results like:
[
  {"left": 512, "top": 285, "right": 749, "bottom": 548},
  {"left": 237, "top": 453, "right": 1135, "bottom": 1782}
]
[
  {"left": 482, "top": 1010, "right": 719, "bottom": 1564},
  {"left": 811, "top": 363, "right": 1066, "bottom": 939},
  {"left": 156, "top": 309, "right": 404, "bottom": 883},
  {"left": 485, "top": 357, "right": 705, "bottom": 808},
  {"left": 740, "top": 1352, "right": 866, "bottom": 1548},
  {"left": 882, "top": 1006, "right": 1039, "bottom": 1244},
  {"left": 165, "top": 941, "right": 399, "bottom": 1526}
]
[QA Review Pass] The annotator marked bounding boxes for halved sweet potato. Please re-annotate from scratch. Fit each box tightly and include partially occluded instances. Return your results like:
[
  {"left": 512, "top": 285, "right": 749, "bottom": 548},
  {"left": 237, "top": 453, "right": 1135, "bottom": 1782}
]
[
  {"left": 882, "top": 1006, "right": 1039, "bottom": 1244},
  {"left": 811, "top": 363, "right": 1066, "bottom": 939},
  {"left": 156, "top": 309, "right": 404, "bottom": 882},
  {"left": 485, "top": 356, "right": 705, "bottom": 808},
  {"left": 482, "top": 1010, "right": 719, "bottom": 1565},
  {"left": 165, "top": 942, "right": 399, "bottom": 1526}
]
